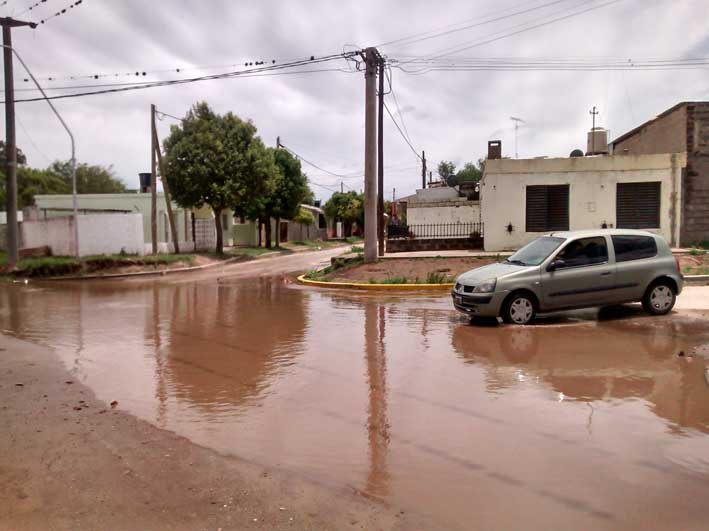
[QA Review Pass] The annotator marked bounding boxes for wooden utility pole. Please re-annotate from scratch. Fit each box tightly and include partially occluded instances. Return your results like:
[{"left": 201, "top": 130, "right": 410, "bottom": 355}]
[
  {"left": 377, "top": 55, "right": 385, "bottom": 257},
  {"left": 363, "top": 47, "right": 378, "bottom": 264},
  {"left": 151, "top": 106, "right": 180, "bottom": 254},
  {"left": 150, "top": 104, "right": 158, "bottom": 254},
  {"left": 421, "top": 151, "right": 426, "bottom": 190},
  {"left": 2, "top": 17, "right": 36, "bottom": 268}
]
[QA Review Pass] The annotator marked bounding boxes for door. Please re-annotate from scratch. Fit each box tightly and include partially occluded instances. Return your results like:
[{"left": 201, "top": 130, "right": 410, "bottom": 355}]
[{"left": 541, "top": 236, "right": 616, "bottom": 310}]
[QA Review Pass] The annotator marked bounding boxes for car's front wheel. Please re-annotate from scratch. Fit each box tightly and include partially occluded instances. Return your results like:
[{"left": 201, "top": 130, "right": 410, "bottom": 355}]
[
  {"left": 502, "top": 292, "right": 537, "bottom": 325},
  {"left": 642, "top": 281, "right": 676, "bottom": 315}
]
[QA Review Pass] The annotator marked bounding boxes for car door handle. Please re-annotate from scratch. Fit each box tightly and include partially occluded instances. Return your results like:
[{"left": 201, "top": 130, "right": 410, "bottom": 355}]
[{"left": 600, "top": 272, "right": 612, "bottom": 276}]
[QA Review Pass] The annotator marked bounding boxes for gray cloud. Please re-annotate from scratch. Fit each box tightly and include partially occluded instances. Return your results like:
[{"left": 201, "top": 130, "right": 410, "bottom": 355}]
[{"left": 2, "top": 0, "right": 707, "bottom": 201}]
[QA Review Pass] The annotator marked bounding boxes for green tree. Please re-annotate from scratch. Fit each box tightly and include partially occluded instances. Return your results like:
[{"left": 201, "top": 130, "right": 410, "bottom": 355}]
[
  {"left": 456, "top": 162, "right": 482, "bottom": 184},
  {"left": 323, "top": 191, "right": 363, "bottom": 236},
  {"left": 0, "top": 140, "right": 27, "bottom": 167},
  {"left": 437, "top": 160, "right": 457, "bottom": 183},
  {"left": 48, "top": 161, "right": 127, "bottom": 194},
  {"left": 0, "top": 167, "right": 70, "bottom": 210},
  {"left": 292, "top": 207, "right": 315, "bottom": 240},
  {"left": 163, "top": 101, "right": 272, "bottom": 254}
]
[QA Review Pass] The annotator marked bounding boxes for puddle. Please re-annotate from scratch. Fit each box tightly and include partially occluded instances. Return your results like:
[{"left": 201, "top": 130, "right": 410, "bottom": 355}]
[{"left": 2, "top": 279, "right": 709, "bottom": 529}]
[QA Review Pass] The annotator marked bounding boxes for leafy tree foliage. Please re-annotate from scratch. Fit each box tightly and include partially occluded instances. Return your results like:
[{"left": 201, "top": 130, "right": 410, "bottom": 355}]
[
  {"left": 163, "top": 102, "right": 272, "bottom": 254},
  {"left": 437, "top": 160, "right": 456, "bottom": 182},
  {"left": 0, "top": 167, "right": 68, "bottom": 209},
  {"left": 456, "top": 162, "right": 482, "bottom": 184},
  {"left": 48, "top": 161, "right": 127, "bottom": 194},
  {"left": 323, "top": 191, "right": 364, "bottom": 236},
  {"left": 0, "top": 140, "right": 27, "bottom": 167},
  {"left": 293, "top": 207, "right": 315, "bottom": 226}
]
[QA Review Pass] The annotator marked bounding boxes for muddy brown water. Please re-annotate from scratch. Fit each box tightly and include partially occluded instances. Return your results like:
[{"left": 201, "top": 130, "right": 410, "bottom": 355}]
[{"left": 2, "top": 277, "right": 709, "bottom": 530}]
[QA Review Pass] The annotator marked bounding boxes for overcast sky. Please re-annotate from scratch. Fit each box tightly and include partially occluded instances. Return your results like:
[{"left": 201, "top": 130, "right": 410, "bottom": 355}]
[{"left": 2, "top": 0, "right": 707, "bottom": 201}]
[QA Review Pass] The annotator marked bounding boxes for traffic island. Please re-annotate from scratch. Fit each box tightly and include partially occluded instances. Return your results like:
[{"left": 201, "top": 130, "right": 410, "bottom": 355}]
[{"left": 298, "top": 255, "right": 501, "bottom": 291}]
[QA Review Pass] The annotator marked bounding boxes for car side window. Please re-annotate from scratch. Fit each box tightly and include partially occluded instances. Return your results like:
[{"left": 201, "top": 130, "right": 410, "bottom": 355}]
[
  {"left": 612, "top": 235, "right": 658, "bottom": 262},
  {"left": 555, "top": 237, "right": 608, "bottom": 268}
]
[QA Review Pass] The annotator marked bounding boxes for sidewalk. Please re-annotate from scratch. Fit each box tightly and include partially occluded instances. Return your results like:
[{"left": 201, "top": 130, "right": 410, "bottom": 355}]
[{"left": 677, "top": 286, "right": 709, "bottom": 311}]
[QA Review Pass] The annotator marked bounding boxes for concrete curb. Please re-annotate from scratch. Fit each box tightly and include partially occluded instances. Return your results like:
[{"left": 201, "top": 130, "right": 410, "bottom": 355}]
[
  {"left": 297, "top": 274, "right": 454, "bottom": 291},
  {"left": 684, "top": 275, "right": 709, "bottom": 284},
  {"left": 43, "top": 256, "right": 244, "bottom": 281}
]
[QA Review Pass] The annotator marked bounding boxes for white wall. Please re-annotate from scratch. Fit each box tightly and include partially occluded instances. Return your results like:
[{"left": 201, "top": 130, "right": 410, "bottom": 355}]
[
  {"left": 21, "top": 213, "right": 146, "bottom": 257},
  {"left": 481, "top": 153, "right": 684, "bottom": 252},
  {"left": 408, "top": 200, "right": 481, "bottom": 225}
]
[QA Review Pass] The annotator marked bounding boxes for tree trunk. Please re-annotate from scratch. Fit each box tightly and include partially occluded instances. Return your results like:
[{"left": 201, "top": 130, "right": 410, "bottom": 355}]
[
  {"left": 258, "top": 218, "right": 262, "bottom": 247},
  {"left": 275, "top": 217, "right": 281, "bottom": 247},
  {"left": 214, "top": 208, "right": 224, "bottom": 255},
  {"left": 264, "top": 218, "right": 272, "bottom": 249}
]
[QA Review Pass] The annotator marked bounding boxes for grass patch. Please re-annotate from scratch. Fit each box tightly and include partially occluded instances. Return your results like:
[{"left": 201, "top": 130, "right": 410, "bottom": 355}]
[
  {"left": 425, "top": 271, "right": 452, "bottom": 284},
  {"left": 683, "top": 266, "right": 709, "bottom": 275},
  {"left": 345, "top": 236, "right": 363, "bottom": 244},
  {"left": 228, "top": 247, "right": 282, "bottom": 258},
  {"left": 4, "top": 253, "right": 197, "bottom": 278},
  {"left": 351, "top": 246, "right": 364, "bottom": 254},
  {"left": 370, "top": 276, "right": 409, "bottom": 284}
]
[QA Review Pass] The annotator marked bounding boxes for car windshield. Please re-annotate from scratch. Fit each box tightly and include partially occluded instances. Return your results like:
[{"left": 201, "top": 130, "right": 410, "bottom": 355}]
[{"left": 506, "top": 237, "right": 565, "bottom": 266}]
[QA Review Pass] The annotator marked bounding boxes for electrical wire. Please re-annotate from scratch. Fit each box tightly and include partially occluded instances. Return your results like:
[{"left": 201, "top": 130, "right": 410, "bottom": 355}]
[
  {"left": 36, "top": 0, "right": 82, "bottom": 25},
  {"left": 3, "top": 52, "right": 359, "bottom": 103},
  {"left": 379, "top": 0, "right": 574, "bottom": 51},
  {"left": 385, "top": 67, "right": 413, "bottom": 147},
  {"left": 382, "top": 100, "right": 422, "bottom": 161},
  {"left": 17, "top": 113, "right": 53, "bottom": 164},
  {"left": 278, "top": 142, "right": 356, "bottom": 179},
  {"left": 16, "top": 0, "right": 46, "bottom": 16}
]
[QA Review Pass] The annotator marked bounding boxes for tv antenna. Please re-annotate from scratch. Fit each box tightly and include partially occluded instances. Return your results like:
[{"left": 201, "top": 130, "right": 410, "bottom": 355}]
[{"left": 510, "top": 117, "right": 525, "bottom": 159}]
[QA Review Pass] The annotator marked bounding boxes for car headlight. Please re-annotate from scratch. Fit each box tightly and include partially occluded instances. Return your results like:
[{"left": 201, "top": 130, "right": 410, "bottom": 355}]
[{"left": 474, "top": 279, "right": 497, "bottom": 293}]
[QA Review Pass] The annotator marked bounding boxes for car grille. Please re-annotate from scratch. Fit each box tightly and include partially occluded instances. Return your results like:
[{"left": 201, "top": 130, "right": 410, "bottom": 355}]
[{"left": 455, "top": 283, "right": 475, "bottom": 293}]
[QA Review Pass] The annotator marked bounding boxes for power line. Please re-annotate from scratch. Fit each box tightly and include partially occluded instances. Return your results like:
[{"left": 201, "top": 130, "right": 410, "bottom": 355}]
[
  {"left": 16, "top": 113, "right": 53, "bottom": 164},
  {"left": 16, "top": 0, "right": 46, "bottom": 16},
  {"left": 3, "top": 52, "right": 359, "bottom": 103},
  {"left": 36, "top": 0, "right": 82, "bottom": 25},
  {"left": 385, "top": 67, "right": 413, "bottom": 146},
  {"left": 418, "top": 0, "right": 624, "bottom": 61},
  {"left": 379, "top": 0, "right": 574, "bottom": 51},
  {"left": 279, "top": 141, "right": 356, "bottom": 179},
  {"left": 382, "top": 99, "right": 421, "bottom": 160}
]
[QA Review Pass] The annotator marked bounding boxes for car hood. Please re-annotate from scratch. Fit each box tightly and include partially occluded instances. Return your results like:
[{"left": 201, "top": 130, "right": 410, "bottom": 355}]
[{"left": 456, "top": 262, "right": 532, "bottom": 284}]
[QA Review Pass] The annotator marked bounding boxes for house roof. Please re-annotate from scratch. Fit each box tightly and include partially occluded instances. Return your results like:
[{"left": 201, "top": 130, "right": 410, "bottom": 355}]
[
  {"left": 300, "top": 203, "right": 324, "bottom": 215},
  {"left": 610, "top": 101, "right": 706, "bottom": 146}
]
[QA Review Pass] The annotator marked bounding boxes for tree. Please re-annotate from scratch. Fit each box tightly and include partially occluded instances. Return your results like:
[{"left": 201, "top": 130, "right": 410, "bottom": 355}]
[
  {"left": 437, "top": 160, "right": 457, "bottom": 183},
  {"left": 323, "top": 191, "right": 363, "bottom": 236},
  {"left": 293, "top": 207, "right": 315, "bottom": 241},
  {"left": 268, "top": 148, "right": 311, "bottom": 247},
  {"left": 48, "top": 161, "right": 127, "bottom": 194},
  {"left": 0, "top": 140, "right": 27, "bottom": 167},
  {"left": 0, "top": 167, "right": 69, "bottom": 210},
  {"left": 456, "top": 162, "right": 482, "bottom": 184},
  {"left": 163, "top": 101, "right": 273, "bottom": 254}
]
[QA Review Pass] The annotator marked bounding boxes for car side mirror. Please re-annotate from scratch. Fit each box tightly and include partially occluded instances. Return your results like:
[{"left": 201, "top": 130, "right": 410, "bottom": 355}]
[{"left": 548, "top": 259, "right": 565, "bottom": 272}]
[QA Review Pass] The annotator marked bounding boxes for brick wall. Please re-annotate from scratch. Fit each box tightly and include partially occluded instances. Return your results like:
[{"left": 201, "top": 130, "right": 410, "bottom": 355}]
[
  {"left": 612, "top": 102, "right": 709, "bottom": 245},
  {"left": 386, "top": 237, "right": 483, "bottom": 253},
  {"left": 681, "top": 103, "right": 709, "bottom": 244}
]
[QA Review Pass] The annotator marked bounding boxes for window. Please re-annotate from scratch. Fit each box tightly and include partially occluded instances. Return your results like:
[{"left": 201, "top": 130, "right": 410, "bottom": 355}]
[
  {"left": 555, "top": 237, "right": 608, "bottom": 268},
  {"left": 507, "top": 236, "right": 565, "bottom": 266},
  {"left": 526, "top": 185, "right": 569, "bottom": 232},
  {"left": 616, "top": 182, "right": 661, "bottom": 229},
  {"left": 612, "top": 235, "right": 658, "bottom": 262}
]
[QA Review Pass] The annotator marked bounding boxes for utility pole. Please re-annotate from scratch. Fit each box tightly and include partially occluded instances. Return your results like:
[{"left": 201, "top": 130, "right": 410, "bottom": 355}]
[
  {"left": 363, "top": 47, "right": 378, "bottom": 264},
  {"left": 377, "top": 54, "right": 385, "bottom": 257},
  {"left": 152, "top": 106, "right": 179, "bottom": 253},
  {"left": 341, "top": 181, "right": 344, "bottom": 193},
  {"left": 421, "top": 151, "right": 426, "bottom": 190},
  {"left": 589, "top": 106, "right": 599, "bottom": 154},
  {"left": 510, "top": 116, "right": 525, "bottom": 159},
  {"left": 2, "top": 17, "right": 36, "bottom": 268},
  {"left": 150, "top": 104, "right": 158, "bottom": 254}
]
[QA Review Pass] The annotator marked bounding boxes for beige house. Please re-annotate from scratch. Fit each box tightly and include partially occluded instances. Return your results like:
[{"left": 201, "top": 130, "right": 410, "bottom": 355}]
[{"left": 481, "top": 153, "right": 685, "bottom": 252}]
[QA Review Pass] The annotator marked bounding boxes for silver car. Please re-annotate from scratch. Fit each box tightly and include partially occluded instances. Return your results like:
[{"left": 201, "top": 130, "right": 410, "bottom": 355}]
[{"left": 452, "top": 229, "right": 683, "bottom": 325}]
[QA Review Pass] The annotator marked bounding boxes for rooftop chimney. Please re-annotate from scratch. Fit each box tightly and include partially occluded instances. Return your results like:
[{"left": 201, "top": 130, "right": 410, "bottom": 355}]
[{"left": 488, "top": 140, "right": 502, "bottom": 160}]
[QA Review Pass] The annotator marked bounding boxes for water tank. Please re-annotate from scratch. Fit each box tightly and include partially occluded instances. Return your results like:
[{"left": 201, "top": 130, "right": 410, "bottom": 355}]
[
  {"left": 586, "top": 128, "right": 609, "bottom": 155},
  {"left": 139, "top": 173, "right": 152, "bottom": 193}
]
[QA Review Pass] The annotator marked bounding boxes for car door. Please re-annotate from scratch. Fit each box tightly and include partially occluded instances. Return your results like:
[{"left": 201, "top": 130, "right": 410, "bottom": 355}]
[{"left": 540, "top": 236, "right": 617, "bottom": 310}]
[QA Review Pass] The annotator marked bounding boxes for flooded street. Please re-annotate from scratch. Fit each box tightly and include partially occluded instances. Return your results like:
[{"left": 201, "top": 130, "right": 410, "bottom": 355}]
[{"left": 2, "top": 271, "right": 709, "bottom": 530}]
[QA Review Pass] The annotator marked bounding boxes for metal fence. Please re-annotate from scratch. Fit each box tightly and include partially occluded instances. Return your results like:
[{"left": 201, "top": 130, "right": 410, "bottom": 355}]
[{"left": 388, "top": 222, "right": 484, "bottom": 240}]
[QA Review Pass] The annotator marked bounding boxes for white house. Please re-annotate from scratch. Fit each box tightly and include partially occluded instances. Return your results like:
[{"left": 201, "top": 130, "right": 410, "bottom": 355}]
[
  {"left": 481, "top": 153, "right": 685, "bottom": 252},
  {"left": 406, "top": 187, "right": 481, "bottom": 226}
]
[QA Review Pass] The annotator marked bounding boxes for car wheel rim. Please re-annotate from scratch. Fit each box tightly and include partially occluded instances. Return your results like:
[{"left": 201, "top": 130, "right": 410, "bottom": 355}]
[
  {"left": 650, "top": 285, "right": 673, "bottom": 311},
  {"left": 510, "top": 298, "right": 533, "bottom": 324}
]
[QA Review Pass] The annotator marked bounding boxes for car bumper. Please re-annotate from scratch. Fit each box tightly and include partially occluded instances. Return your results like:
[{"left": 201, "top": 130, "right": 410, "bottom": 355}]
[{"left": 451, "top": 290, "right": 507, "bottom": 318}]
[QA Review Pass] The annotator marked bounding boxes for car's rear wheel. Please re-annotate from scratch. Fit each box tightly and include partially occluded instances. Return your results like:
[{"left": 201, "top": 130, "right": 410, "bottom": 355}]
[
  {"left": 642, "top": 280, "right": 676, "bottom": 315},
  {"left": 502, "top": 292, "right": 536, "bottom": 325}
]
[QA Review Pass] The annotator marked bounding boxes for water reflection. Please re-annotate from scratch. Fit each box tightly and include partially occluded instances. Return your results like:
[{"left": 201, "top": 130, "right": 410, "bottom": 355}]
[
  {"left": 451, "top": 317, "right": 709, "bottom": 434},
  {"left": 2, "top": 281, "right": 709, "bottom": 529}
]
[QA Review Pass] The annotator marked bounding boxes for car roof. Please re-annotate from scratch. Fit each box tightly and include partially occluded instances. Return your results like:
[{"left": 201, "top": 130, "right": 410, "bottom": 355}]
[{"left": 545, "top": 229, "right": 660, "bottom": 239}]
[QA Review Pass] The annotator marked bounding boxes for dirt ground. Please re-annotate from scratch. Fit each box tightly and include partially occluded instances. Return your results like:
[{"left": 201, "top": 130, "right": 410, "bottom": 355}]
[
  {"left": 0, "top": 333, "right": 408, "bottom": 531},
  {"left": 678, "top": 252, "right": 709, "bottom": 275},
  {"left": 324, "top": 257, "right": 499, "bottom": 283}
]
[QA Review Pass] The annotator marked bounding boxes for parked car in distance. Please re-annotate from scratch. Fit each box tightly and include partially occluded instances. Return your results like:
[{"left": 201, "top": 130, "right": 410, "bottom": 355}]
[{"left": 452, "top": 229, "right": 683, "bottom": 325}]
